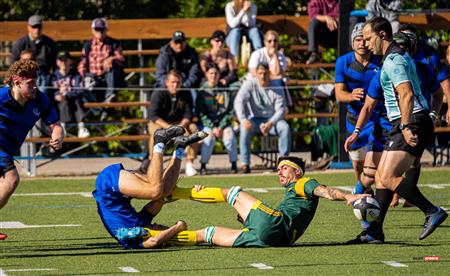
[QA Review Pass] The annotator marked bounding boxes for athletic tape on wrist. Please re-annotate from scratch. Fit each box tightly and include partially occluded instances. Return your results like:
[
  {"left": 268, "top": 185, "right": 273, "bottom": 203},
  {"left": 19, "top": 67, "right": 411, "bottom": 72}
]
[
  {"left": 227, "top": 186, "right": 242, "bottom": 206},
  {"left": 173, "top": 148, "right": 185, "bottom": 160}
]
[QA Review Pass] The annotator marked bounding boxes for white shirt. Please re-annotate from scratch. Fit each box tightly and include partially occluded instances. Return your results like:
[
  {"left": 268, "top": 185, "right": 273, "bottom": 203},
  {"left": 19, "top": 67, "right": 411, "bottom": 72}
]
[
  {"left": 225, "top": 2, "right": 257, "bottom": 28},
  {"left": 248, "top": 47, "right": 286, "bottom": 79}
]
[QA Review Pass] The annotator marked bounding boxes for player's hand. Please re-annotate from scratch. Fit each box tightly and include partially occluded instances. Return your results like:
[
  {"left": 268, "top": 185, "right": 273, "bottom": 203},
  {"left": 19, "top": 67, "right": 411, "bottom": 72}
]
[
  {"left": 176, "top": 220, "right": 187, "bottom": 231},
  {"left": 351, "top": 88, "right": 364, "bottom": 101},
  {"left": 344, "top": 133, "right": 358, "bottom": 152},
  {"left": 193, "top": 184, "right": 205, "bottom": 192},
  {"left": 402, "top": 128, "right": 418, "bottom": 147},
  {"left": 49, "top": 137, "right": 63, "bottom": 150},
  {"left": 345, "top": 194, "right": 371, "bottom": 206}
]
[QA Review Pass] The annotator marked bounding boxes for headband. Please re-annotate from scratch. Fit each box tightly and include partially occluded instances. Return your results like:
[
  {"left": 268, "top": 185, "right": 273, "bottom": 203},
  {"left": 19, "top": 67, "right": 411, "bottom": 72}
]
[
  {"left": 12, "top": 75, "right": 35, "bottom": 83},
  {"left": 278, "top": 160, "right": 304, "bottom": 176}
]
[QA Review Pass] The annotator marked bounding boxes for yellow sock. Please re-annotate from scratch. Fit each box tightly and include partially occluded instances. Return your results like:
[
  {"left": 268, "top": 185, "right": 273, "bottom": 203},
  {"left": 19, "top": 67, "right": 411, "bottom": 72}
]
[
  {"left": 170, "top": 187, "right": 225, "bottom": 203},
  {"left": 146, "top": 228, "right": 197, "bottom": 246}
]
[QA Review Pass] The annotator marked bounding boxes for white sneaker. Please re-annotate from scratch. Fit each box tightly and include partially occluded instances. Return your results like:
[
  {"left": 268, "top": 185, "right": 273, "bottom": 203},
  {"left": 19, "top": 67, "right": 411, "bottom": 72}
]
[
  {"left": 185, "top": 162, "right": 197, "bottom": 177},
  {"left": 78, "top": 127, "right": 90, "bottom": 138}
]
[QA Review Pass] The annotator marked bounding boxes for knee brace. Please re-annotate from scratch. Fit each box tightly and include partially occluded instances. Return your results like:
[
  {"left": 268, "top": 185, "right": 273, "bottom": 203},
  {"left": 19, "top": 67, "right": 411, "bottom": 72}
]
[{"left": 227, "top": 186, "right": 242, "bottom": 206}]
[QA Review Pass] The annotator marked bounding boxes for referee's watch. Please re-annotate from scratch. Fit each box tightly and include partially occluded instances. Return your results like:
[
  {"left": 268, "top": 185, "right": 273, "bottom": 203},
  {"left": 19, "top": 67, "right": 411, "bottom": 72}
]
[{"left": 399, "top": 123, "right": 410, "bottom": 130}]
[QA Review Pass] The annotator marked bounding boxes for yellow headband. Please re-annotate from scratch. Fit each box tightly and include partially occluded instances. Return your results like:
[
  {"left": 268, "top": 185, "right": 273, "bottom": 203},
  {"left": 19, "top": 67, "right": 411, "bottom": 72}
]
[{"left": 278, "top": 160, "right": 304, "bottom": 176}]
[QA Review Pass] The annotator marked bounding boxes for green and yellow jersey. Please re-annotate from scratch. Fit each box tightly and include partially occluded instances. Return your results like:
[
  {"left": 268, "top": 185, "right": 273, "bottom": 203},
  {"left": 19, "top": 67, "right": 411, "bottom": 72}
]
[{"left": 277, "top": 177, "right": 320, "bottom": 243}]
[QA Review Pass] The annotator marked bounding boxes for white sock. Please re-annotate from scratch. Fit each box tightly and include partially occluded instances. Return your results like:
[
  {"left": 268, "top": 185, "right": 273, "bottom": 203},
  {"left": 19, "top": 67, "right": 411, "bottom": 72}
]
[{"left": 153, "top": 143, "right": 165, "bottom": 154}]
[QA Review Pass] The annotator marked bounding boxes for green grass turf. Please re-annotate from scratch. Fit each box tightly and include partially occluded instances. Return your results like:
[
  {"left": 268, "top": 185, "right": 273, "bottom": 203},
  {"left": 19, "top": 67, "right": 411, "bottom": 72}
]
[{"left": 1, "top": 169, "right": 449, "bottom": 275}]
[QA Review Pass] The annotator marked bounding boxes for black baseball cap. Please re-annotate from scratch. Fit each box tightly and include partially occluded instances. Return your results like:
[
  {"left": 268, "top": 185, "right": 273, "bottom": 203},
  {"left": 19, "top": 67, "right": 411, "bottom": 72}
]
[
  {"left": 210, "top": 30, "right": 226, "bottom": 41},
  {"left": 172, "top": 31, "right": 186, "bottom": 42}
]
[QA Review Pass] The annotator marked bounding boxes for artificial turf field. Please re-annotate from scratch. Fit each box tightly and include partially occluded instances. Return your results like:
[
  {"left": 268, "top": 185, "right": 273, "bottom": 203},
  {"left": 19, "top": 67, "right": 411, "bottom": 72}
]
[{"left": 1, "top": 169, "right": 449, "bottom": 275}]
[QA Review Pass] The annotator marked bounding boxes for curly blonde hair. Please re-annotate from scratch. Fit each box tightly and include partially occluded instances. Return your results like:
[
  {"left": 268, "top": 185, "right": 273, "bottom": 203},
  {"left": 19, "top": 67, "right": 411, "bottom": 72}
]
[{"left": 4, "top": 59, "right": 38, "bottom": 87}]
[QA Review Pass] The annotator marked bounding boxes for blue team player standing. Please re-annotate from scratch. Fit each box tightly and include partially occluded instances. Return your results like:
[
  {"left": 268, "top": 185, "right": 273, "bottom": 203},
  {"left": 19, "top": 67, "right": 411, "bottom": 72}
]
[
  {"left": 334, "top": 23, "right": 381, "bottom": 195},
  {"left": 0, "top": 59, "right": 64, "bottom": 240}
]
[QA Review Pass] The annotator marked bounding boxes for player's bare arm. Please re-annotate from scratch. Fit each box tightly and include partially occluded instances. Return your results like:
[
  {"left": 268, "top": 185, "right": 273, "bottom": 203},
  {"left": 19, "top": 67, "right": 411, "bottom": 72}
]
[
  {"left": 313, "top": 185, "right": 369, "bottom": 205},
  {"left": 142, "top": 220, "right": 187, "bottom": 248}
]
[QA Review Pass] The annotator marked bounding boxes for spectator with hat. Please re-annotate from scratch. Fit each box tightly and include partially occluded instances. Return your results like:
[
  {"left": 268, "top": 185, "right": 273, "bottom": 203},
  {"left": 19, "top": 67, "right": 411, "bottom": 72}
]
[
  {"left": 52, "top": 51, "right": 90, "bottom": 138},
  {"left": 200, "top": 30, "right": 238, "bottom": 87},
  {"left": 77, "top": 18, "right": 125, "bottom": 108},
  {"left": 11, "top": 15, "right": 57, "bottom": 96},
  {"left": 154, "top": 31, "right": 202, "bottom": 89}
]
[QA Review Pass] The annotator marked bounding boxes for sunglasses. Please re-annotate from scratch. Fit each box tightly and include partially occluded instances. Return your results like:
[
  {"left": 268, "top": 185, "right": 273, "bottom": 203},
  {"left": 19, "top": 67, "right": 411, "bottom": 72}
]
[
  {"left": 266, "top": 39, "right": 278, "bottom": 43},
  {"left": 94, "top": 28, "right": 105, "bottom": 32},
  {"left": 31, "top": 24, "right": 42, "bottom": 29},
  {"left": 213, "top": 39, "right": 224, "bottom": 43}
]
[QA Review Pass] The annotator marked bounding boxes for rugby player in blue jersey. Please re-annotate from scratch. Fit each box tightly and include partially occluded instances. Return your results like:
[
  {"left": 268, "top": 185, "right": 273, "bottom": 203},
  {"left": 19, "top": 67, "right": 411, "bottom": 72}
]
[
  {"left": 335, "top": 23, "right": 381, "bottom": 195},
  {"left": 344, "top": 18, "right": 447, "bottom": 243},
  {"left": 0, "top": 59, "right": 64, "bottom": 240},
  {"left": 399, "top": 24, "right": 450, "bottom": 125},
  {"left": 93, "top": 127, "right": 207, "bottom": 249}
]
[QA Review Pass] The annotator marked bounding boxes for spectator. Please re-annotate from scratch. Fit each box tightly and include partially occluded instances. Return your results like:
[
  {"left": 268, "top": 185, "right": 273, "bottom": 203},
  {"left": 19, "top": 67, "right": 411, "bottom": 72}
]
[
  {"left": 234, "top": 63, "right": 291, "bottom": 173},
  {"left": 19, "top": 49, "right": 34, "bottom": 61},
  {"left": 196, "top": 64, "right": 238, "bottom": 175},
  {"left": 11, "top": 15, "right": 57, "bottom": 95},
  {"left": 225, "top": 0, "right": 263, "bottom": 60},
  {"left": 154, "top": 31, "right": 202, "bottom": 89},
  {"left": 77, "top": 18, "right": 125, "bottom": 106},
  {"left": 366, "top": 0, "right": 402, "bottom": 33},
  {"left": 51, "top": 51, "right": 90, "bottom": 138},
  {"left": 306, "top": 0, "right": 339, "bottom": 64},
  {"left": 200, "top": 30, "right": 238, "bottom": 87},
  {"left": 247, "top": 30, "right": 292, "bottom": 108},
  {"left": 147, "top": 70, "right": 199, "bottom": 176}
]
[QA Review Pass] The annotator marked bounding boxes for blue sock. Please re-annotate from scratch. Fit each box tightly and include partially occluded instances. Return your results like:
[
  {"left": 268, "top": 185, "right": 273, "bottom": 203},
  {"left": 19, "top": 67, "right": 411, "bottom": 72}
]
[
  {"left": 352, "top": 180, "right": 364, "bottom": 195},
  {"left": 172, "top": 148, "right": 185, "bottom": 160}
]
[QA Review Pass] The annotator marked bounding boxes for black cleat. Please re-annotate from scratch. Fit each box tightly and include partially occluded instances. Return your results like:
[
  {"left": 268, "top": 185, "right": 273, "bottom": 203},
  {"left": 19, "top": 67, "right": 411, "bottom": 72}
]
[
  {"left": 154, "top": 126, "right": 185, "bottom": 145},
  {"left": 419, "top": 207, "right": 448, "bottom": 240},
  {"left": 173, "top": 131, "right": 208, "bottom": 149},
  {"left": 346, "top": 230, "right": 385, "bottom": 244}
]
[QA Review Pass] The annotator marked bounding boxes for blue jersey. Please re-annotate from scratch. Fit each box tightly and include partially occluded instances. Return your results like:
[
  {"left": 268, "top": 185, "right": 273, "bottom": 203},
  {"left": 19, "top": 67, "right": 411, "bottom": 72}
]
[
  {"left": 0, "top": 86, "right": 58, "bottom": 155},
  {"left": 380, "top": 44, "right": 429, "bottom": 121},
  {"left": 93, "top": 163, "right": 154, "bottom": 249},
  {"left": 414, "top": 47, "right": 449, "bottom": 84},
  {"left": 335, "top": 52, "right": 381, "bottom": 116}
]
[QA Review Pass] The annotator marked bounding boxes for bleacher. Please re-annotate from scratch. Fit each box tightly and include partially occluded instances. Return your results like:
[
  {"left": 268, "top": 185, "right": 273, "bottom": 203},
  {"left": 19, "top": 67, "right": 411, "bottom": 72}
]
[{"left": 1, "top": 12, "right": 450, "bottom": 175}]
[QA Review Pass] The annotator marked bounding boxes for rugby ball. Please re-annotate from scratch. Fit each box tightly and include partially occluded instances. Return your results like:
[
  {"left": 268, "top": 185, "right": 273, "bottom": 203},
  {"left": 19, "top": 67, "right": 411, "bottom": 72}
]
[{"left": 353, "top": 197, "right": 381, "bottom": 222}]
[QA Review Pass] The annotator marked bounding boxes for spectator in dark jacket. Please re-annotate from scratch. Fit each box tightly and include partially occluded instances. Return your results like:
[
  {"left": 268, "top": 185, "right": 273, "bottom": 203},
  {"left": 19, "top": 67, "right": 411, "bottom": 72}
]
[
  {"left": 306, "top": 0, "right": 339, "bottom": 64},
  {"left": 147, "top": 70, "right": 199, "bottom": 176},
  {"left": 154, "top": 31, "right": 202, "bottom": 89},
  {"left": 11, "top": 15, "right": 57, "bottom": 95}
]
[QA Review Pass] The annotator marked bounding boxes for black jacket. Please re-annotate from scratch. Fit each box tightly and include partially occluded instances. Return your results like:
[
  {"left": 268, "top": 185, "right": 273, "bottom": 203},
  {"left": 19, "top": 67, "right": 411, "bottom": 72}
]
[
  {"left": 154, "top": 44, "right": 202, "bottom": 88},
  {"left": 11, "top": 34, "right": 57, "bottom": 74},
  {"left": 148, "top": 89, "right": 193, "bottom": 123}
]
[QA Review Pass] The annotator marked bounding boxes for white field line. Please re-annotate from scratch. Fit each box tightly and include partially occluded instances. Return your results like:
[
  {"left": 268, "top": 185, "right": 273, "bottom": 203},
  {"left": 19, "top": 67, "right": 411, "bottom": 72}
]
[
  {"left": 250, "top": 263, "right": 273, "bottom": 270},
  {"left": 382, "top": 261, "right": 408, "bottom": 267},
  {"left": 11, "top": 184, "right": 449, "bottom": 198},
  {"left": 119, "top": 267, "right": 140, "bottom": 273},
  {"left": 5, "top": 269, "right": 57, "bottom": 272},
  {"left": 0, "top": 268, "right": 7, "bottom": 276},
  {"left": 0, "top": 221, "right": 81, "bottom": 229}
]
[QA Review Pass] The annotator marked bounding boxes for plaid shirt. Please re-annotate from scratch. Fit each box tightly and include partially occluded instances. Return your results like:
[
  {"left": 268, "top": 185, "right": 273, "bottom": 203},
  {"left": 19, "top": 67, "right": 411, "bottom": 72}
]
[{"left": 78, "top": 37, "right": 125, "bottom": 77}]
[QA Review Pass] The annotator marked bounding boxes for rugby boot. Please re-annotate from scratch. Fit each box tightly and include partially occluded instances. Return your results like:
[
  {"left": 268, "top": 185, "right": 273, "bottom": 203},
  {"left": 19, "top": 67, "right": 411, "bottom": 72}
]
[
  {"left": 116, "top": 227, "right": 149, "bottom": 241},
  {"left": 173, "top": 131, "right": 208, "bottom": 149},
  {"left": 419, "top": 207, "right": 448, "bottom": 240},
  {"left": 346, "top": 229, "right": 385, "bottom": 244},
  {"left": 0, "top": 232, "right": 8, "bottom": 240},
  {"left": 153, "top": 126, "right": 185, "bottom": 145}
]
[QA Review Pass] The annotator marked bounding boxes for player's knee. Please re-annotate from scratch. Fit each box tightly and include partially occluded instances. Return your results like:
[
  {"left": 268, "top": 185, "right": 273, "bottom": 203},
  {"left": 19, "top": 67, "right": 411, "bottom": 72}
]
[
  {"left": 204, "top": 226, "right": 216, "bottom": 245},
  {"left": 227, "top": 186, "right": 242, "bottom": 206},
  {"left": 361, "top": 166, "right": 376, "bottom": 186}
]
